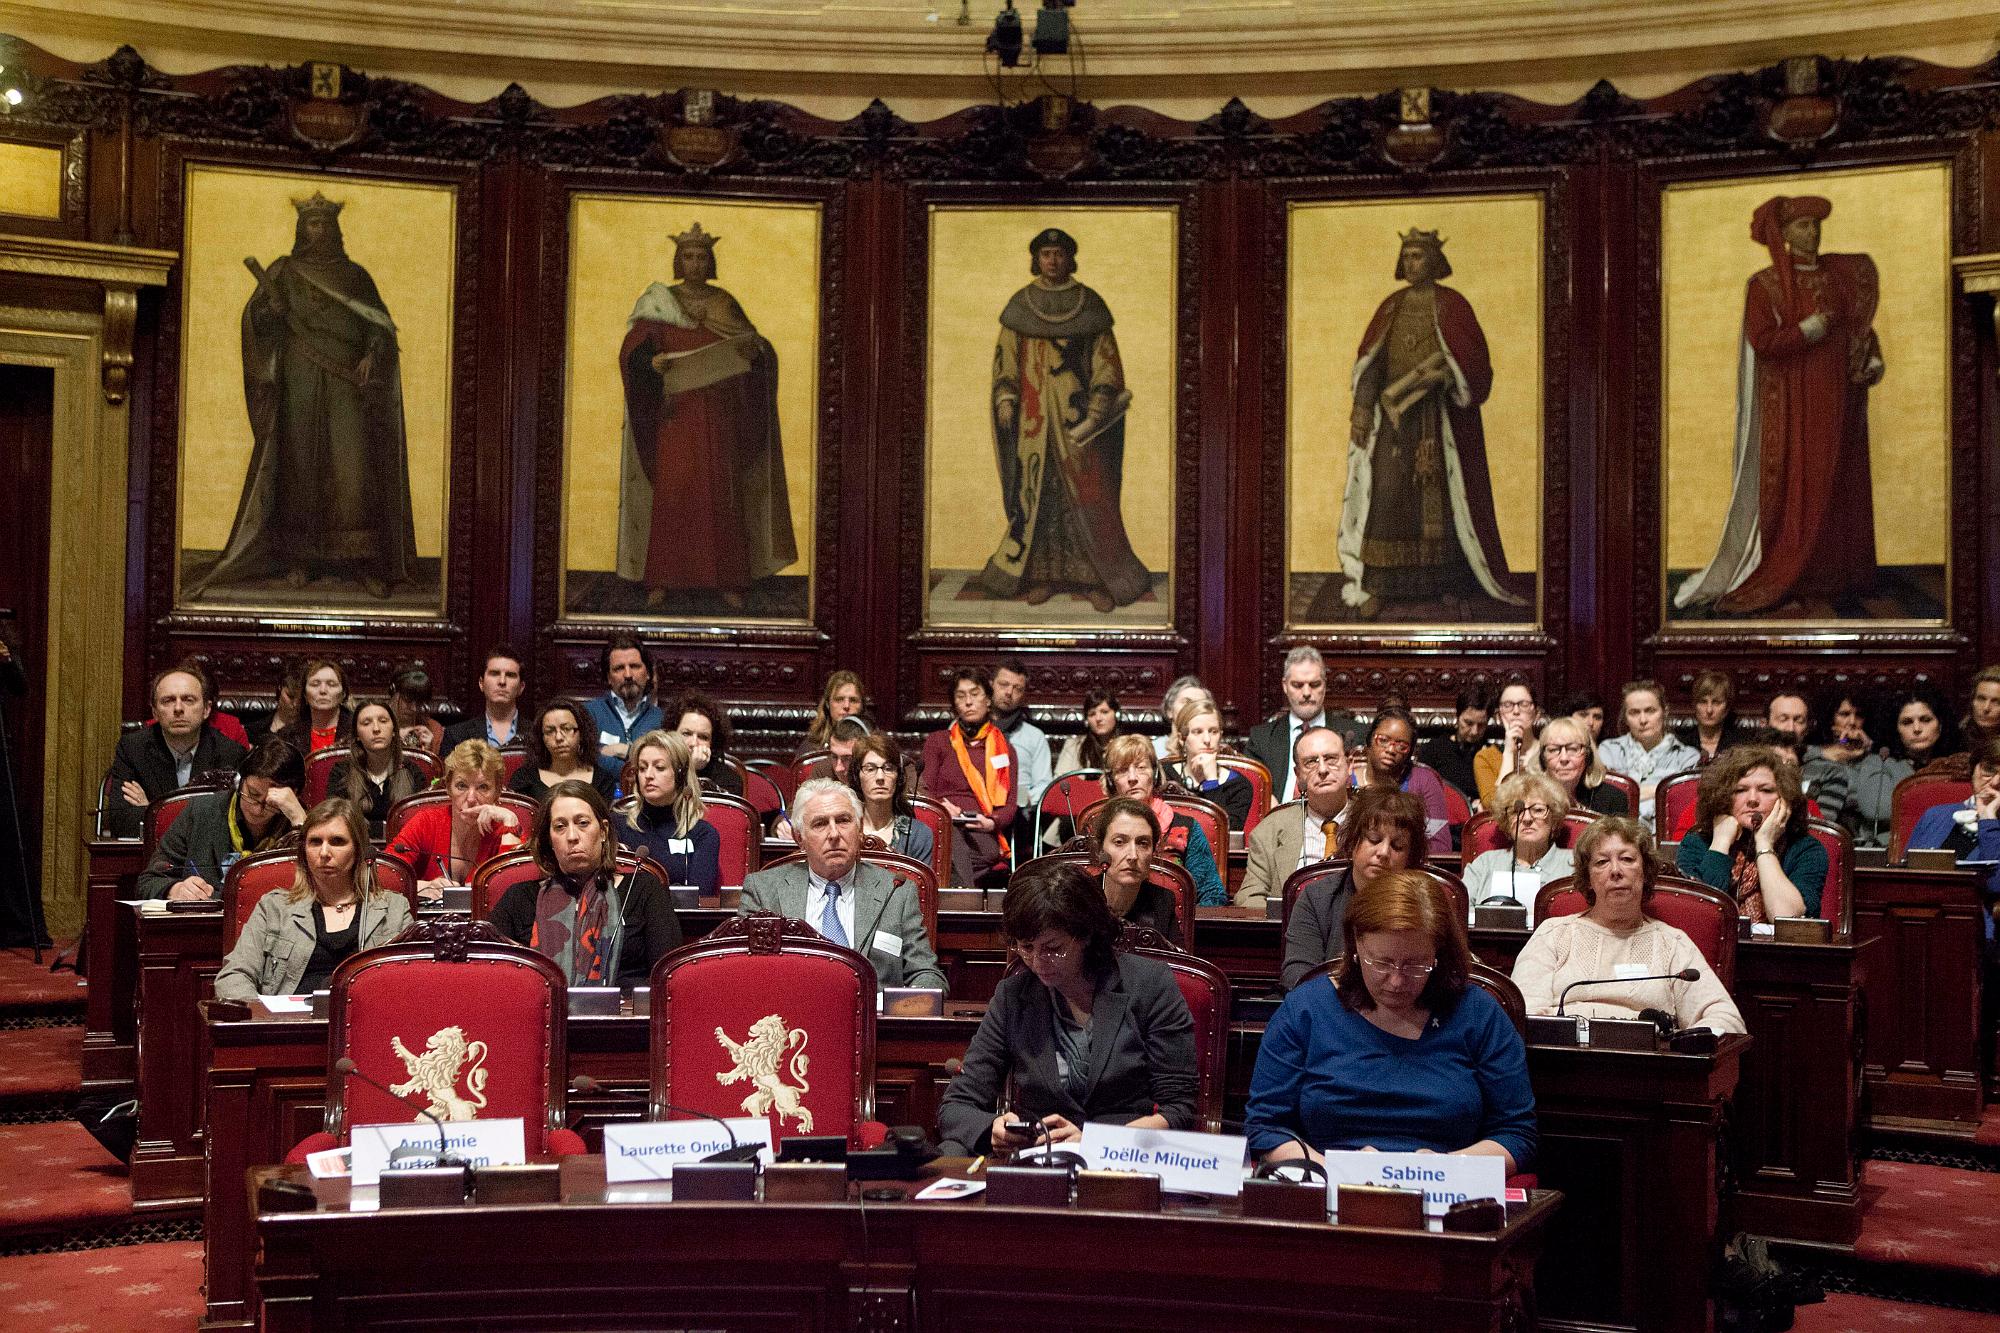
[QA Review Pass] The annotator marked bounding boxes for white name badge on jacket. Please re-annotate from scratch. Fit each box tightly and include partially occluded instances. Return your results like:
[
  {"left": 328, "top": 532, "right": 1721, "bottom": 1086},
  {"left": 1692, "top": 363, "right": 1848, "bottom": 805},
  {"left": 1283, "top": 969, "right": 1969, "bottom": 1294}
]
[
  {"left": 603, "top": 1118, "right": 774, "bottom": 1182},
  {"left": 1079, "top": 1123, "right": 1248, "bottom": 1196},
  {"left": 1321, "top": 1150, "right": 1505, "bottom": 1211},
  {"left": 349, "top": 1117, "right": 525, "bottom": 1186}
]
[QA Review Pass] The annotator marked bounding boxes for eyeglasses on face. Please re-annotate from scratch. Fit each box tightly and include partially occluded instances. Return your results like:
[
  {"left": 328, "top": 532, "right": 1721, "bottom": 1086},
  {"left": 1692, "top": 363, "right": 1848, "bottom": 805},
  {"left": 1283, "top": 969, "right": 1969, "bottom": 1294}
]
[
  {"left": 856, "top": 762, "right": 897, "bottom": 778},
  {"left": 1357, "top": 954, "right": 1436, "bottom": 978},
  {"left": 543, "top": 722, "right": 580, "bottom": 736},
  {"left": 1542, "top": 743, "right": 1585, "bottom": 757},
  {"left": 1515, "top": 803, "right": 1552, "bottom": 819},
  {"left": 1013, "top": 940, "right": 1073, "bottom": 964},
  {"left": 1298, "top": 755, "right": 1346, "bottom": 771}
]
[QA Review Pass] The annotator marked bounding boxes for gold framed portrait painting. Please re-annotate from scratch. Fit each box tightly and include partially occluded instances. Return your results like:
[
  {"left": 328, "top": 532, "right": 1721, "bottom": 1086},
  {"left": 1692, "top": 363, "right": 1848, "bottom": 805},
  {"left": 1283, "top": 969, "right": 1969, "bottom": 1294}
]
[
  {"left": 1285, "top": 192, "right": 1544, "bottom": 629},
  {"left": 175, "top": 163, "right": 456, "bottom": 617},
  {"left": 923, "top": 204, "right": 1177, "bottom": 630},
  {"left": 1661, "top": 161, "right": 1951, "bottom": 626},
  {"left": 559, "top": 193, "right": 821, "bottom": 625}
]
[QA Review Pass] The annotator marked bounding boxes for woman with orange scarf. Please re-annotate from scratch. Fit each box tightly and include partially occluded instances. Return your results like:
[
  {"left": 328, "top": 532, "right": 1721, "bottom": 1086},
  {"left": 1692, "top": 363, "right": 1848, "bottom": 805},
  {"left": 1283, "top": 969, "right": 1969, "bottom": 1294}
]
[{"left": 920, "top": 667, "right": 1018, "bottom": 887}]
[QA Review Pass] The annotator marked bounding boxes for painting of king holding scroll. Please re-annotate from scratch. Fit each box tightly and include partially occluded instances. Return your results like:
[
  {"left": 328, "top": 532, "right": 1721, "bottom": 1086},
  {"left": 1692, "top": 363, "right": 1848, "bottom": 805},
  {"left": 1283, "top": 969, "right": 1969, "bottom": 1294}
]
[
  {"left": 561, "top": 197, "right": 819, "bottom": 623},
  {"left": 1286, "top": 195, "right": 1543, "bottom": 627}
]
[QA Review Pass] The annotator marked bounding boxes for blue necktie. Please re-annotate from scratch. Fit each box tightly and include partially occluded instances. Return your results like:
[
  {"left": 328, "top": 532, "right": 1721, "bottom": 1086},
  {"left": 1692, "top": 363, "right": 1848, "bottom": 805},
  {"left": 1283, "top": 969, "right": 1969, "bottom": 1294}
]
[{"left": 820, "top": 881, "right": 849, "bottom": 948}]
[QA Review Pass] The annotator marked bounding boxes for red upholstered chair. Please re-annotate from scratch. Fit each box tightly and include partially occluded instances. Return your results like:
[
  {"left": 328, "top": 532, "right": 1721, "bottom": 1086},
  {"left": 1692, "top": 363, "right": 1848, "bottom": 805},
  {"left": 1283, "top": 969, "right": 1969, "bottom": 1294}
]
[
  {"left": 1599, "top": 770, "right": 1642, "bottom": 817},
  {"left": 406, "top": 749, "right": 443, "bottom": 784},
  {"left": 649, "top": 913, "right": 883, "bottom": 1147},
  {"left": 1462, "top": 810, "right": 1597, "bottom": 859},
  {"left": 791, "top": 749, "right": 831, "bottom": 791},
  {"left": 908, "top": 794, "right": 954, "bottom": 890},
  {"left": 303, "top": 746, "right": 344, "bottom": 806},
  {"left": 370, "top": 851, "right": 419, "bottom": 912},
  {"left": 221, "top": 849, "right": 305, "bottom": 951},
  {"left": 496, "top": 745, "right": 529, "bottom": 785},
  {"left": 741, "top": 763, "right": 788, "bottom": 829},
  {"left": 700, "top": 791, "right": 763, "bottom": 888},
  {"left": 1015, "top": 850, "right": 1196, "bottom": 953},
  {"left": 1161, "top": 792, "right": 1230, "bottom": 862},
  {"left": 498, "top": 790, "right": 540, "bottom": 826},
  {"left": 1535, "top": 873, "right": 1739, "bottom": 990},
  {"left": 1217, "top": 755, "right": 1274, "bottom": 835},
  {"left": 285, "top": 919, "right": 586, "bottom": 1163},
  {"left": 763, "top": 848, "right": 939, "bottom": 947},
  {"left": 384, "top": 789, "right": 445, "bottom": 843},
  {"left": 1805, "top": 817, "right": 1854, "bottom": 930},
  {"left": 1657, "top": 770, "right": 1704, "bottom": 843},
  {"left": 1118, "top": 924, "right": 1230, "bottom": 1131},
  {"left": 469, "top": 847, "right": 666, "bottom": 921},
  {"left": 1279, "top": 861, "right": 1468, "bottom": 942},
  {"left": 1421, "top": 764, "right": 1472, "bottom": 833},
  {"left": 144, "top": 781, "right": 229, "bottom": 857},
  {"left": 1890, "top": 774, "right": 1973, "bottom": 862}
]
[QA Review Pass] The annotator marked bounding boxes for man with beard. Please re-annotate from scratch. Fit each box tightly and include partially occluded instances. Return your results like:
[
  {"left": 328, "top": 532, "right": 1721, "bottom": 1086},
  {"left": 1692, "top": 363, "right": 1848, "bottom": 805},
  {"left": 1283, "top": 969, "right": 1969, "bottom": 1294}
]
[
  {"left": 199, "top": 192, "right": 419, "bottom": 600},
  {"left": 584, "top": 634, "right": 663, "bottom": 787}
]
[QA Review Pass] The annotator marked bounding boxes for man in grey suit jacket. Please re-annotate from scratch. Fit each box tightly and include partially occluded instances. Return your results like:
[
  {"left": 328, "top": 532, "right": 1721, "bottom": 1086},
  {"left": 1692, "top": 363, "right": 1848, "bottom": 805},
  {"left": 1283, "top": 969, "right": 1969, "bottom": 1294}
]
[
  {"left": 1236, "top": 725, "right": 1353, "bottom": 908},
  {"left": 740, "top": 779, "right": 946, "bottom": 992}
]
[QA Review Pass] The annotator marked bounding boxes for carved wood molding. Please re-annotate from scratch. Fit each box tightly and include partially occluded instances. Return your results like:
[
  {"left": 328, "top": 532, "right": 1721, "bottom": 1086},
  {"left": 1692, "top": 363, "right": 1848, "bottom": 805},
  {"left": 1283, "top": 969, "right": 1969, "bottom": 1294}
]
[{"left": 0, "top": 234, "right": 175, "bottom": 401}]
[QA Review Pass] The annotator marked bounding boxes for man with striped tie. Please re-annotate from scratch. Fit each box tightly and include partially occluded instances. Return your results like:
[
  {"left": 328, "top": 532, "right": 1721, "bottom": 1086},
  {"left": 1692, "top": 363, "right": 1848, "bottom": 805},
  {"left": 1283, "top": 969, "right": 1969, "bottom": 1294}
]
[{"left": 1233, "top": 727, "right": 1353, "bottom": 909}]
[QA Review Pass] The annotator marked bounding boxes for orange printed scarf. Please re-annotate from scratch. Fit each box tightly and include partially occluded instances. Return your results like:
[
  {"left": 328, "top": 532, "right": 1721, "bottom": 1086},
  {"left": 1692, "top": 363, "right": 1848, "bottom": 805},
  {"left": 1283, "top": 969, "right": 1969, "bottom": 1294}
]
[{"left": 950, "top": 722, "right": 1013, "bottom": 856}]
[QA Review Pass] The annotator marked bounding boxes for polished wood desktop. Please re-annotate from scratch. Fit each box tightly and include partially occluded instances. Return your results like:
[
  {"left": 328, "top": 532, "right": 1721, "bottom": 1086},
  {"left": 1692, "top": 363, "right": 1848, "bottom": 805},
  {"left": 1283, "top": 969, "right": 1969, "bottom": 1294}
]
[{"left": 249, "top": 1156, "right": 1560, "bottom": 1333}]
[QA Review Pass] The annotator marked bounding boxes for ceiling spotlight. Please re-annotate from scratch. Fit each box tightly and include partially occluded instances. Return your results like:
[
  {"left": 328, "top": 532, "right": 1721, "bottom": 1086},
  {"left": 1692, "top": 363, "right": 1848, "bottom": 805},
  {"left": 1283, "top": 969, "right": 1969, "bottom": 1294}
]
[
  {"left": 987, "top": 1, "right": 1023, "bottom": 67},
  {"left": 0, "top": 65, "right": 19, "bottom": 112},
  {"left": 1033, "top": 0, "right": 1073, "bottom": 56}
]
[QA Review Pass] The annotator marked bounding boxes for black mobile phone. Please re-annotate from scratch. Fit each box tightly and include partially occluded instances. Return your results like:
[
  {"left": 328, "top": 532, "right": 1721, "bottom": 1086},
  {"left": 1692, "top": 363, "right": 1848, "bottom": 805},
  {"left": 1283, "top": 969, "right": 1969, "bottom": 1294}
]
[{"left": 1003, "top": 1120, "right": 1040, "bottom": 1137}]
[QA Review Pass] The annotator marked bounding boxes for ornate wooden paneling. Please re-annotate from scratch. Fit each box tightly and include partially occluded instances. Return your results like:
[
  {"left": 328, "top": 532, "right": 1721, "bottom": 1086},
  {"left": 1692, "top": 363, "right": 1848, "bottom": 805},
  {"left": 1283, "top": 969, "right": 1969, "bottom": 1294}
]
[{"left": 0, "top": 39, "right": 1994, "bottom": 733}]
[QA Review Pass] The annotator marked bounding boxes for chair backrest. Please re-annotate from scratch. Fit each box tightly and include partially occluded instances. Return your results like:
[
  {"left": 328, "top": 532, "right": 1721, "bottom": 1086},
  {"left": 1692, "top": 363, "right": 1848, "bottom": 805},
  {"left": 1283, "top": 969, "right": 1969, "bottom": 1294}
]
[
  {"left": 907, "top": 794, "right": 954, "bottom": 891},
  {"left": 383, "top": 788, "right": 446, "bottom": 843},
  {"left": 1535, "top": 872, "right": 1740, "bottom": 990},
  {"left": 741, "top": 762, "right": 788, "bottom": 826},
  {"left": 1217, "top": 755, "right": 1274, "bottom": 835},
  {"left": 700, "top": 791, "right": 763, "bottom": 887},
  {"left": 1037, "top": 769, "right": 1106, "bottom": 821},
  {"left": 496, "top": 745, "right": 529, "bottom": 785},
  {"left": 303, "top": 746, "right": 345, "bottom": 807},
  {"left": 1598, "top": 770, "right": 1642, "bottom": 817},
  {"left": 405, "top": 749, "right": 443, "bottom": 784},
  {"left": 1890, "top": 774, "right": 1974, "bottom": 861},
  {"left": 650, "top": 914, "right": 877, "bottom": 1145},
  {"left": 1465, "top": 809, "right": 1598, "bottom": 857},
  {"left": 1656, "top": 770, "right": 1704, "bottom": 842},
  {"left": 469, "top": 846, "right": 665, "bottom": 922},
  {"left": 323, "top": 920, "right": 570, "bottom": 1150},
  {"left": 1291, "top": 955, "right": 1526, "bottom": 1040},
  {"left": 1279, "top": 860, "right": 1468, "bottom": 944},
  {"left": 371, "top": 852, "right": 419, "bottom": 910},
  {"left": 763, "top": 848, "right": 939, "bottom": 945},
  {"left": 1804, "top": 817, "right": 1854, "bottom": 930},
  {"left": 1422, "top": 764, "right": 1471, "bottom": 830},
  {"left": 145, "top": 782, "right": 229, "bottom": 857},
  {"left": 221, "top": 848, "right": 422, "bottom": 951},
  {"left": 1015, "top": 849, "right": 1196, "bottom": 953},
  {"left": 745, "top": 757, "right": 795, "bottom": 805},
  {"left": 1160, "top": 792, "right": 1229, "bottom": 860},
  {"left": 497, "top": 790, "right": 540, "bottom": 827},
  {"left": 1118, "top": 925, "right": 1231, "bottom": 1131},
  {"left": 792, "top": 749, "right": 831, "bottom": 791}
]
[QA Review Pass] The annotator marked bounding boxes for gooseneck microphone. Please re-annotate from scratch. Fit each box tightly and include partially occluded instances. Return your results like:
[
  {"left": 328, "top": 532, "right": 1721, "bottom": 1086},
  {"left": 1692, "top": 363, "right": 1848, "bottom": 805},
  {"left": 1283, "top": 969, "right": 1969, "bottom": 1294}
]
[
  {"left": 334, "top": 1056, "right": 462, "bottom": 1168},
  {"left": 568, "top": 1074, "right": 762, "bottom": 1163},
  {"left": 1556, "top": 968, "right": 1700, "bottom": 1016}
]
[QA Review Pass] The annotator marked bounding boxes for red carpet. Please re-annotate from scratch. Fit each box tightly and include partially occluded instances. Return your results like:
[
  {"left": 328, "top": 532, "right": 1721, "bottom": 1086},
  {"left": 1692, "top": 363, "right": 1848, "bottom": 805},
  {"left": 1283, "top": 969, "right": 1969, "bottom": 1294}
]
[
  {"left": 1854, "top": 1160, "right": 2000, "bottom": 1278},
  {"left": 0, "top": 1122, "right": 130, "bottom": 1236},
  {"left": 1794, "top": 1293, "right": 2000, "bottom": 1331},
  {"left": 0, "top": 948, "right": 81, "bottom": 1012},
  {"left": 0, "top": 1025, "right": 81, "bottom": 1097},
  {"left": 0, "top": 1240, "right": 203, "bottom": 1330}
]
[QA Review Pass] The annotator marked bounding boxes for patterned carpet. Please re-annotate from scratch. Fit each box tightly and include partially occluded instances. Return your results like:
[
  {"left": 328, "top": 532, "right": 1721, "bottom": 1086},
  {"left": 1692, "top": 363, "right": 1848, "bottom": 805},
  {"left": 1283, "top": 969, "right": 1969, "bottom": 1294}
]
[{"left": 0, "top": 1242, "right": 205, "bottom": 1330}]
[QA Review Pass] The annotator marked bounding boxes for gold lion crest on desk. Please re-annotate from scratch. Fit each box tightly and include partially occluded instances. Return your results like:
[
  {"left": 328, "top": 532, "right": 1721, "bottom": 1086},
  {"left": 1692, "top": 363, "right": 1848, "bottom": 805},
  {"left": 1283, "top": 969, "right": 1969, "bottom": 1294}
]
[
  {"left": 714, "top": 1015, "right": 813, "bottom": 1132},
  {"left": 389, "top": 1026, "right": 490, "bottom": 1123}
]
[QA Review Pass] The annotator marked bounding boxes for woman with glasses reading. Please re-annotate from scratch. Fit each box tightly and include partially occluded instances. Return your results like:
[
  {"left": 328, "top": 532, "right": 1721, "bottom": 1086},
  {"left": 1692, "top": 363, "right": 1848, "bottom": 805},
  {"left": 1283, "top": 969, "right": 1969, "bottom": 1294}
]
[
  {"left": 1461, "top": 773, "right": 1573, "bottom": 923},
  {"left": 1246, "top": 868, "right": 1535, "bottom": 1173},
  {"left": 1280, "top": 786, "right": 1429, "bottom": 991},
  {"left": 936, "top": 859, "right": 1197, "bottom": 1156},
  {"left": 1513, "top": 816, "right": 1744, "bottom": 1033},
  {"left": 847, "top": 733, "right": 933, "bottom": 865}
]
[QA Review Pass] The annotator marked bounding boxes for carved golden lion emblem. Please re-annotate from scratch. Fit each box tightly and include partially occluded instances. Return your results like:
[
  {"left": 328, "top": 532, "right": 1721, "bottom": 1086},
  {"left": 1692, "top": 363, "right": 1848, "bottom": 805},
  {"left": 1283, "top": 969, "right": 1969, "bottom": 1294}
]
[
  {"left": 714, "top": 1014, "right": 812, "bottom": 1132},
  {"left": 389, "top": 1025, "right": 490, "bottom": 1123}
]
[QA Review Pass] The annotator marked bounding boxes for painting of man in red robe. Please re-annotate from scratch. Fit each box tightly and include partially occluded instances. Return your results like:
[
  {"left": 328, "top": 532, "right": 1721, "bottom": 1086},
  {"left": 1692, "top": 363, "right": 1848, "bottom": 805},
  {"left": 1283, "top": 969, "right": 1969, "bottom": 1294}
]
[
  {"left": 613, "top": 222, "right": 797, "bottom": 614},
  {"left": 1335, "top": 229, "right": 1533, "bottom": 620},
  {"left": 1674, "top": 195, "right": 1885, "bottom": 617}
]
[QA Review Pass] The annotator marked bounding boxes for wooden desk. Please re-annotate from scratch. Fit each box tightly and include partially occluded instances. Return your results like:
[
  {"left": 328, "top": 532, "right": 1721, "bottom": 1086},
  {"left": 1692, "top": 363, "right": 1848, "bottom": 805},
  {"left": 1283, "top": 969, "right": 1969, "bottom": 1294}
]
[
  {"left": 1851, "top": 864, "right": 1985, "bottom": 1128},
  {"left": 80, "top": 837, "right": 143, "bottom": 1088},
  {"left": 250, "top": 1157, "right": 1558, "bottom": 1333},
  {"left": 128, "top": 904, "right": 226, "bottom": 1209}
]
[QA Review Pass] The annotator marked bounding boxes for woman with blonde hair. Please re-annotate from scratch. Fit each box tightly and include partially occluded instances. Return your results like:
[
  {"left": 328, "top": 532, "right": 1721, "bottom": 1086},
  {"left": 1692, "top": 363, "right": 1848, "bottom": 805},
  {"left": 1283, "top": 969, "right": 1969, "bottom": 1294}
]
[
  {"left": 1160, "top": 695, "right": 1253, "bottom": 830},
  {"left": 1099, "top": 733, "right": 1225, "bottom": 906},
  {"left": 1462, "top": 772, "right": 1573, "bottom": 921},
  {"left": 1526, "top": 714, "right": 1627, "bottom": 817},
  {"left": 616, "top": 730, "right": 720, "bottom": 892},
  {"left": 385, "top": 739, "right": 522, "bottom": 899},
  {"left": 213, "top": 798, "right": 412, "bottom": 1001},
  {"left": 800, "top": 670, "right": 867, "bottom": 755}
]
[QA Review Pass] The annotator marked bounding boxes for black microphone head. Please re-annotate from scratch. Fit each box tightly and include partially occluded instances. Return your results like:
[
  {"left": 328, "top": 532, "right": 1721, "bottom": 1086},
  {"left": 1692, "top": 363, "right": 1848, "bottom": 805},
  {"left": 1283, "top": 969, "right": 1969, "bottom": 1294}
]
[
  {"left": 1638, "top": 1007, "right": 1676, "bottom": 1033},
  {"left": 1677, "top": 968, "right": 1701, "bottom": 981},
  {"left": 333, "top": 1056, "right": 358, "bottom": 1075}
]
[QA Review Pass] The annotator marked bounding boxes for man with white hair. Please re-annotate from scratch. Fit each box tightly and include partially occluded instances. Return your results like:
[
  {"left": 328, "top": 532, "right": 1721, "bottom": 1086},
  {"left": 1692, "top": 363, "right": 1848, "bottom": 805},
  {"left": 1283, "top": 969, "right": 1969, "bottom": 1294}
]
[
  {"left": 1245, "top": 646, "right": 1361, "bottom": 801},
  {"left": 739, "top": 778, "right": 945, "bottom": 991}
]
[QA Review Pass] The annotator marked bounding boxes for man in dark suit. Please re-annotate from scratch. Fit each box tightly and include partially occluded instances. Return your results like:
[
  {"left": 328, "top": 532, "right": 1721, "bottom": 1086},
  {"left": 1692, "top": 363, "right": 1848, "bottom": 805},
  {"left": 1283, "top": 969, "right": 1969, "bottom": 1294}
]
[
  {"left": 1244, "top": 646, "right": 1361, "bottom": 803},
  {"left": 440, "top": 645, "right": 525, "bottom": 753},
  {"left": 102, "top": 667, "right": 248, "bottom": 838},
  {"left": 740, "top": 778, "right": 945, "bottom": 991}
]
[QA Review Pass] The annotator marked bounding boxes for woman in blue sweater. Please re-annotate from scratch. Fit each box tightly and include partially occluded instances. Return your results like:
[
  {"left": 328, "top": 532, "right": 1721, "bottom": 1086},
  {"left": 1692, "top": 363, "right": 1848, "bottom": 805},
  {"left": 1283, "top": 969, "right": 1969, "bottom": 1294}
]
[
  {"left": 615, "top": 730, "right": 721, "bottom": 893},
  {"left": 1245, "top": 869, "right": 1535, "bottom": 1175}
]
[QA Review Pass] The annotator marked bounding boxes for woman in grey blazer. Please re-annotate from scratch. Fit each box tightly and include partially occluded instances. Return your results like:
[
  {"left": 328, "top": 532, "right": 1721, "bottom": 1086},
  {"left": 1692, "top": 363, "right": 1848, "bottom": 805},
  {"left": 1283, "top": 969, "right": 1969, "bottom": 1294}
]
[
  {"left": 937, "top": 860, "right": 1197, "bottom": 1155},
  {"left": 214, "top": 799, "right": 413, "bottom": 1001}
]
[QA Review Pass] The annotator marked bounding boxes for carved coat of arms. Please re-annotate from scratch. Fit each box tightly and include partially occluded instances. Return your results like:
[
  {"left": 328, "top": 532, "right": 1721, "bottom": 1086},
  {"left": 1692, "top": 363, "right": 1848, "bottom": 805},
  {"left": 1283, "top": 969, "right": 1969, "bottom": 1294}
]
[
  {"left": 714, "top": 1015, "right": 813, "bottom": 1132},
  {"left": 389, "top": 1025, "right": 490, "bottom": 1123}
]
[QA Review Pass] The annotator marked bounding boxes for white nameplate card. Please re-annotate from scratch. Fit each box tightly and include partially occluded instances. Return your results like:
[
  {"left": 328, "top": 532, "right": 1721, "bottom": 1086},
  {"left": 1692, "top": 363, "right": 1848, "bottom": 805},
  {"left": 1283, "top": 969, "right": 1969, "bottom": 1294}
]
[
  {"left": 602, "top": 1118, "right": 774, "bottom": 1182},
  {"left": 1321, "top": 1150, "right": 1505, "bottom": 1213},
  {"left": 1078, "top": 1124, "right": 1247, "bottom": 1197},
  {"left": 349, "top": 1117, "right": 525, "bottom": 1186}
]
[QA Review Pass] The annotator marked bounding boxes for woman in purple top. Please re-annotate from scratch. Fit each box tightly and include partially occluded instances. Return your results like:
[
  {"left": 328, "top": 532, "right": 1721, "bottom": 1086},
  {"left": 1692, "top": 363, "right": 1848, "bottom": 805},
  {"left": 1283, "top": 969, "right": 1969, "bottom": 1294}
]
[{"left": 1354, "top": 708, "right": 1453, "bottom": 853}]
